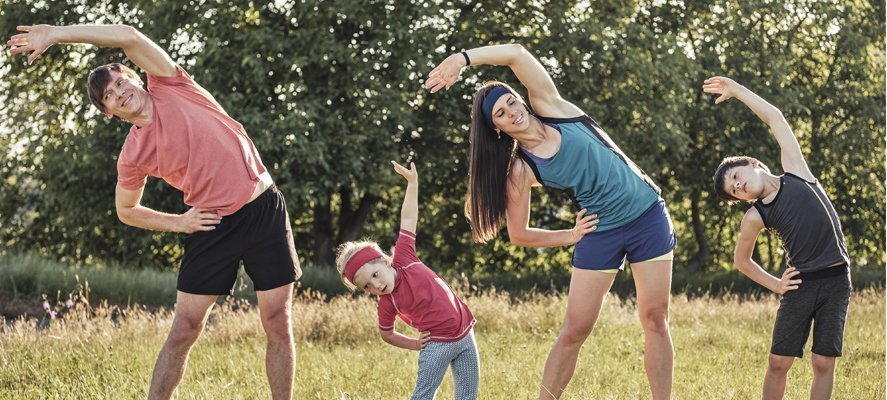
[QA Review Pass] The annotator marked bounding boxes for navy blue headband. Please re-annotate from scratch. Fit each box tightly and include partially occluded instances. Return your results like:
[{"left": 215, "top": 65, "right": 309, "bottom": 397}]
[{"left": 482, "top": 86, "right": 511, "bottom": 131}]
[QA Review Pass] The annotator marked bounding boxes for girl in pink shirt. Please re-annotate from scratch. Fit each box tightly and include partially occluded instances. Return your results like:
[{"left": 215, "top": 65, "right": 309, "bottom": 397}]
[{"left": 336, "top": 161, "right": 479, "bottom": 400}]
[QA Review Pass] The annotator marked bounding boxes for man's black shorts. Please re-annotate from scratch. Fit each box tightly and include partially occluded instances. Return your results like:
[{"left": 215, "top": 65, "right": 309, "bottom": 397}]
[
  {"left": 771, "top": 264, "right": 851, "bottom": 358},
  {"left": 179, "top": 185, "right": 302, "bottom": 295}
]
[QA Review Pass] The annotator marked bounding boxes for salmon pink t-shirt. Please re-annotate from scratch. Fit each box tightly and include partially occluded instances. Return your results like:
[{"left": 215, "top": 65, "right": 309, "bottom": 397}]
[
  {"left": 378, "top": 230, "right": 476, "bottom": 342},
  {"left": 117, "top": 66, "right": 266, "bottom": 216}
]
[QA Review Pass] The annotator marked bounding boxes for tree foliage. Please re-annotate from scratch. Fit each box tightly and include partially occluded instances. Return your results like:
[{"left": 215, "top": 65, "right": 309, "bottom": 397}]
[{"left": 1, "top": 0, "right": 883, "bottom": 275}]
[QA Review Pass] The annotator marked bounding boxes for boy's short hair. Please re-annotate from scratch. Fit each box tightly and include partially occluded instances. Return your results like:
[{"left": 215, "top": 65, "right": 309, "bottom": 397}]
[
  {"left": 712, "top": 156, "right": 770, "bottom": 202},
  {"left": 335, "top": 240, "right": 390, "bottom": 291},
  {"left": 86, "top": 63, "right": 143, "bottom": 114}
]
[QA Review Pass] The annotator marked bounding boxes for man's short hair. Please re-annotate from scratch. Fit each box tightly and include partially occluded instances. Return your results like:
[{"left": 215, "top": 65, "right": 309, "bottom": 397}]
[{"left": 86, "top": 63, "right": 142, "bottom": 114}]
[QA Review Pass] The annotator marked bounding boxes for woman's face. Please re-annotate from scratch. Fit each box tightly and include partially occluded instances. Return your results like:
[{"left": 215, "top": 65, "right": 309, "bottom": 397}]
[{"left": 491, "top": 93, "right": 531, "bottom": 134}]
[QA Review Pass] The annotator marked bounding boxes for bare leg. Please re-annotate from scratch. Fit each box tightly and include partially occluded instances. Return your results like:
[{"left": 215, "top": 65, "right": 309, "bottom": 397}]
[
  {"left": 257, "top": 283, "right": 295, "bottom": 400},
  {"left": 763, "top": 354, "right": 794, "bottom": 400},
  {"left": 631, "top": 260, "right": 674, "bottom": 400},
  {"left": 148, "top": 291, "right": 217, "bottom": 400},
  {"left": 810, "top": 354, "right": 836, "bottom": 400},
  {"left": 538, "top": 269, "right": 616, "bottom": 400}
]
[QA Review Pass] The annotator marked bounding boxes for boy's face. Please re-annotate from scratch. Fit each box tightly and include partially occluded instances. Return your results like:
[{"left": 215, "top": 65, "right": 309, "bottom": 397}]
[
  {"left": 352, "top": 260, "right": 396, "bottom": 296},
  {"left": 722, "top": 163, "right": 765, "bottom": 202}
]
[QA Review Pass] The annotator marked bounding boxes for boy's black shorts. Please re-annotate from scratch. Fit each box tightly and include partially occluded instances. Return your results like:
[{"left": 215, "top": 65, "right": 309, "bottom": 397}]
[
  {"left": 771, "top": 264, "right": 851, "bottom": 358},
  {"left": 178, "top": 185, "right": 302, "bottom": 295}
]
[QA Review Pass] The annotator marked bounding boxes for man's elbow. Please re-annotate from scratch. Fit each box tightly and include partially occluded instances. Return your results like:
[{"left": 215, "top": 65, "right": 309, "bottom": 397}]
[
  {"left": 118, "top": 25, "right": 142, "bottom": 47},
  {"left": 115, "top": 206, "right": 134, "bottom": 225}
]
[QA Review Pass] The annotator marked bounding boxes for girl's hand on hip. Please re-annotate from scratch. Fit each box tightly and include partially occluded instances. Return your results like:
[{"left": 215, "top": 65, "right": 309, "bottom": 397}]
[{"left": 416, "top": 331, "right": 431, "bottom": 350}]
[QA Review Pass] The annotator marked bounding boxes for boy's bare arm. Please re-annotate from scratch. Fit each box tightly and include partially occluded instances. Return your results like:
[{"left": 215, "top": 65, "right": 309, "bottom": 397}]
[
  {"left": 703, "top": 76, "right": 814, "bottom": 181},
  {"left": 733, "top": 208, "right": 801, "bottom": 294}
]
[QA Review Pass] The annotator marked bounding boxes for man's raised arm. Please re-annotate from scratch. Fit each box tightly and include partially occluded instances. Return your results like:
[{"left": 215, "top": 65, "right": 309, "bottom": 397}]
[{"left": 7, "top": 24, "right": 176, "bottom": 77}]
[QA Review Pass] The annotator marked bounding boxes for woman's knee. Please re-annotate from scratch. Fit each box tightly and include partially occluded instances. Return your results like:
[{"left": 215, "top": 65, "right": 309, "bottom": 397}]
[
  {"left": 638, "top": 306, "right": 670, "bottom": 335},
  {"left": 558, "top": 318, "right": 596, "bottom": 347}
]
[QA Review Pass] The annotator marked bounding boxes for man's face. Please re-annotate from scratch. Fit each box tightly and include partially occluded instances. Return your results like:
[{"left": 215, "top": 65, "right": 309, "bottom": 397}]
[{"left": 100, "top": 70, "right": 148, "bottom": 120}]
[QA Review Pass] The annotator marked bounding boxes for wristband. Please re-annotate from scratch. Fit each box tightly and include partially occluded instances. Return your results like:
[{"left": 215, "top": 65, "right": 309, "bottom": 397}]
[{"left": 461, "top": 50, "right": 471, "bottom": 66}]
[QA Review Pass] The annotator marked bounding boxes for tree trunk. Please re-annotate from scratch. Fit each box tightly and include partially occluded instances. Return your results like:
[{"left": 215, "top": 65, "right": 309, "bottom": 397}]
[
  {"left": 312, "top": 194, "right": 335, "bottom": 267},
  {"left": 685, "top": 192, "right": 711, "bottom": 273},
  {"left": 336, "top": 189, "right": 378, "bottom": 244}
]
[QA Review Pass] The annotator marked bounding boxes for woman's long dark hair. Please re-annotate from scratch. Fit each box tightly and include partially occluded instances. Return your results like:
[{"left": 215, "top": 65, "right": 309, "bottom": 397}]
[{"left": 465, "top": 81, "right": 523, "bottom": 243}]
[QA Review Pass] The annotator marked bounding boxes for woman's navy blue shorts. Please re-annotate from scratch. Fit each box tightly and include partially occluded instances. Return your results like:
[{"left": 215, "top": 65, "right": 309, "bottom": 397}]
[{"left": 572, "top": 199, "right": 676, "bottom": 271}]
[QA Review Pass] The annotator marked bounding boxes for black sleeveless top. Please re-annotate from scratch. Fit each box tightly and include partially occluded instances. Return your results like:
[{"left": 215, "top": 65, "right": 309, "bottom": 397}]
[{"left": 752, "top": 173, "right": 851, "bottom": 273}]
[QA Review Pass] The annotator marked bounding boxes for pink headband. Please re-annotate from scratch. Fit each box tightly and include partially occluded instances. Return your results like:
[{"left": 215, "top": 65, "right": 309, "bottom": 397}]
[{"left": 344, "top": 247, "right": 384, "bottom": 283}]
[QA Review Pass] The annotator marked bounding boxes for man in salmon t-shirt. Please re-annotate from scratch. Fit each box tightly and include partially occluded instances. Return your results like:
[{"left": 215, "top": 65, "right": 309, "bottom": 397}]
[{"left": 7, "top": 24, "right": 302, "bottom": 399}]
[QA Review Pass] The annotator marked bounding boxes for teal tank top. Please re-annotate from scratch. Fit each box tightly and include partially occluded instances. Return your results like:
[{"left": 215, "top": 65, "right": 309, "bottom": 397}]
[{"left": 517, "top": 115, "right": 661, "bottom": 232}]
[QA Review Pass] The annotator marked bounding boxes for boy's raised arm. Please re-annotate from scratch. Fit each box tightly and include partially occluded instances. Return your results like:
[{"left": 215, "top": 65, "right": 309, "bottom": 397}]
[{"left": 703, "top": 76, "right": 814, "bottom": 181}]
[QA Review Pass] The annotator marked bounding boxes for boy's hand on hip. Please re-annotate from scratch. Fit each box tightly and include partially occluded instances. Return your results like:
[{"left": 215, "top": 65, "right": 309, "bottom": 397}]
[{"left": 777, "top": 266, "right": 802, "bottom": 294}]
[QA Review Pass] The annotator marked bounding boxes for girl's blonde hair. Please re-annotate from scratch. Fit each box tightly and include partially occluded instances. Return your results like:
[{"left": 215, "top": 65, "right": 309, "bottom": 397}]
[{"left": 335, "top": 240, "right": 391, "bottom": 291}]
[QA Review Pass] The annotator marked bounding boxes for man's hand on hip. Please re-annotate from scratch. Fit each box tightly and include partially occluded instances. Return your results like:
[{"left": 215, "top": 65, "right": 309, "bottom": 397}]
[{"left": 178, "top": 207, "right": 221, "bottom": 234}]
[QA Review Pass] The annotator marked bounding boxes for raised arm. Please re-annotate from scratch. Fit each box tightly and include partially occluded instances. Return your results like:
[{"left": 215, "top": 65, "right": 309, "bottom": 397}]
[
  {"left": 703, "top": 76, "right": 814, "bottom": 180},
  {"left": 7, "top": 24, "right": 176, "bottom": 77},
  {"left": 504, "top": 161, "right": 598, "bottom": 248},
  {"left": 733, "top": 208, "right": 801, "bottom": 294},
  {"left": 391, "top": 161, "right": 418, "bottom": 234},
  {"left": 425, "top": 44, "right": 583, "bottom": 118},
  {"left": 115, "top": 184, "right": 221, "bottom": 233}
]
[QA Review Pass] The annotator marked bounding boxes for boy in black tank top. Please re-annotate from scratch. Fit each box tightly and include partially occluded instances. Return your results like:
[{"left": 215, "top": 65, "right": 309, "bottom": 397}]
[{"left": 706, "top": 77, "right": 851, "bottom": 400}]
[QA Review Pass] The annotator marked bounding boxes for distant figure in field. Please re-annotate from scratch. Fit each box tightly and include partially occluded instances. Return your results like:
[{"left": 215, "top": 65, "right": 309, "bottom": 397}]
[
  {"left": 707, "top": 76, "right": 852, "bottom": 400},
  {"left": 425, "top": 44, "right": 676, "bottom": 400},
  {"left": 7, "top": 24, "right": 301, "bottom": 399},
  {"left": 336, "top": 161, "right": 479, "bottom": 400}
]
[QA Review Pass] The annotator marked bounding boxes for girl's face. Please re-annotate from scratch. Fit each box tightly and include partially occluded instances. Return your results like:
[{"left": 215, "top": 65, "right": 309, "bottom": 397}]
[
  {"left": 352, "top": 260, "right": 397, "bottom": 296},
  {"left": 723, "top": 163, "right": 765, "bottom": 201},
  {"left": 491, "top": 93, "right": 531, "bottom": 134}
]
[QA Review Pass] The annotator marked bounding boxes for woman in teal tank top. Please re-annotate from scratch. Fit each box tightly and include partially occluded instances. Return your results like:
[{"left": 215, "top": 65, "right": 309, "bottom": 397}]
[{"left": 426, "top": 44, "right": 676, "bottom": 400}]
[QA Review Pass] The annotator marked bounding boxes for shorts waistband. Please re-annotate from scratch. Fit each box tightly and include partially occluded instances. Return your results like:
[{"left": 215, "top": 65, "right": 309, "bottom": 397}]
[
  {"left": 796, "top": 264, "right": 849, "bottom": 281},
  {"left": 229, "top": 184, "right": 277, "bottom": 217}
]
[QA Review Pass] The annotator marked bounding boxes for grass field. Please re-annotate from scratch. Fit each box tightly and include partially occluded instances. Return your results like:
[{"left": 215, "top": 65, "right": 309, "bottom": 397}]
[{"left": 1, "top": 288, "right": 883, "bottom": 399}]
